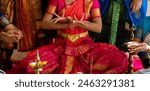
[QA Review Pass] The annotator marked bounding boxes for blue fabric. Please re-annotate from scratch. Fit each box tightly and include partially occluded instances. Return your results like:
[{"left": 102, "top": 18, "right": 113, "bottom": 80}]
[
  {"left": 0, "top": 12, "right": 5, "bottom": 17},
  {"left": 135, "top": 16, "right": 150, "bottom": 41},
  {"left": 98, "top": 0, "right": 110, "bottom": 17},
  {"left": 124, "top": 0, "right": 147, "bottom": 29}
]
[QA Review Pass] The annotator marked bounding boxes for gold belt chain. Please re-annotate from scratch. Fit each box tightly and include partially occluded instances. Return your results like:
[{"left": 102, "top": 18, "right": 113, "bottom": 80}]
[{"left": 58, "top": 31, "right": 88, "bottom": 43}]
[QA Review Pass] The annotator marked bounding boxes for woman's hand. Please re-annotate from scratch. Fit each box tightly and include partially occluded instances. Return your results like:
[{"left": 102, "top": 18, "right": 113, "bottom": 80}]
[
  {"left": 52, "top": 12, "right": 73, "bottom": 23},
  {"left": 125, "top": 41, "right": 149, "bottom": 54},
  {"left": 7, "top": 29, "right": 23, "bottom": 40},
  {"left": 130, "top": 0, "right": 142, "bottom": 12},
  {"left": 68, "top": 15, "right": 91, "bottom": 29},
  {"left": 0, "top": 31, "right": 17, "bottom": 43},
  {"left": 0, "top": 29, "right": 23, "bottom": 43},
  {"left": 4, "top": 24, "right": 23, "bottom": 40}
]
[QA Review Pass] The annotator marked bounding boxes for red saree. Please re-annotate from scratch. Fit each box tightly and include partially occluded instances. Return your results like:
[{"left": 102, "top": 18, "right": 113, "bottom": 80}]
[{"left": 8, "top": 0, "right": 128, "bottom": 74}]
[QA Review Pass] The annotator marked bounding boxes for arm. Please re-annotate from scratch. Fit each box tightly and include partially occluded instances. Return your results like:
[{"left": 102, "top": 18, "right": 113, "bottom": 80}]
[
  {"left": 42, "top": 0, "right": 102, "bottom": 33},
  {"left": 0, "top": 13, "right": 23, "bottom": 43},
  {"left": 42, "top": 13, "right": 102, "bottom": 33},
  {"left": 42, "top": 13, "right": 69, "bottom": 30},
  {"left": 74, "top": 17, "right": 102, "bottom": 33}
]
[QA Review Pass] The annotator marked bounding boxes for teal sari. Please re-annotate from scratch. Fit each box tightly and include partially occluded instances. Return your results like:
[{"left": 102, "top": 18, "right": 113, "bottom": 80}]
[{"left": 135, "top": 16, "right": 150, "bottom": 68}]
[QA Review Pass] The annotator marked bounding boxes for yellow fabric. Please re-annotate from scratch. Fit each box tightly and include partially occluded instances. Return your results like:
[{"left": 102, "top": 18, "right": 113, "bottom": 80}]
[
  {"left": 64, "top": 56, "right": 74, "bottom": 74},
  {"left": 58, "top": 31, "right": 88, "bottom": 43},
  {"left": 91, "top": 8, "right": 101, "bottom": 18},
  {"left": 0, "top": 0, "right": 14, "bottom": 22}
]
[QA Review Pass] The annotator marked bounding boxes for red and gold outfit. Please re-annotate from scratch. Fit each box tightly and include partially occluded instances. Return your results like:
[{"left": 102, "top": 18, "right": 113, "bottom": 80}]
[{"left": 8, "top": 0, "right": 128, "bottom": 74}]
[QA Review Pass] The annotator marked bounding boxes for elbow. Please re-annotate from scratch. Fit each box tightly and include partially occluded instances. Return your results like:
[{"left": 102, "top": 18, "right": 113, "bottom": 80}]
[
  {"left": 41, "top": 20, "right": 48, "bottom": 29},
  {"left": 95, "top": 21, "right": 102, "bottom": 33},
  {"left": 41, "top": 20, "right": 46, "bottom": 29},
  {"left": 97, "top": 25, "right": 102, "bottom": 33}
]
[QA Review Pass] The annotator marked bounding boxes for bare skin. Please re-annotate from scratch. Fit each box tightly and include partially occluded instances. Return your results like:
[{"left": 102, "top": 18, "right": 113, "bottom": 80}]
[
  {"left": 42, "top": 0, "right": 102, "bottom": 33},
  {"left": 130, "top": 0, "right": 142, "bottom": 12},
  {"left": 0, "top": 24, "right": 23, "bottom": 43}
]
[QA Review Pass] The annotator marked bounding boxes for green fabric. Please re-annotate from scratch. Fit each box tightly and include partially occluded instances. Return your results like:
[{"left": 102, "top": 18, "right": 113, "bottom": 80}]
[{"left": 109, "top": 0, "right": 121, "bottom": 45}]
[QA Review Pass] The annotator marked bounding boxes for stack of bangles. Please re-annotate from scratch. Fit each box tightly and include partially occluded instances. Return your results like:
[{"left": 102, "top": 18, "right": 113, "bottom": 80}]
[{"left": 0, "top": 12, "right": 10, "bottom": 29}]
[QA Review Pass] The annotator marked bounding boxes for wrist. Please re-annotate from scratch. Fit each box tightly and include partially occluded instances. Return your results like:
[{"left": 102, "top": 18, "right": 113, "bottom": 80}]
[
  {"left": 4, "top": 24, "right": 17, "bottom": 32},
  {"left": 145, "top": 45, "right": 150, "bottom": 52}
]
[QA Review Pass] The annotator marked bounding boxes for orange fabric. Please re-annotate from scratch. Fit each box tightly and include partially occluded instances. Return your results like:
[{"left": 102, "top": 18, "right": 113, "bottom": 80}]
[{"left": 15, "top": 0, "right": 38, "bottom": 51}]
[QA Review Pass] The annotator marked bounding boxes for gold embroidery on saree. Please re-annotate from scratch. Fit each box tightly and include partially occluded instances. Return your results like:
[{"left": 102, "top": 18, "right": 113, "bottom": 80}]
[
  {"left": 58, "top": 31, "right": 88, "bottom": 43},
  {"left": 46, "top": 5, "right": 56, "bottom": 14},
  {"left": 91, "top": 8, "right": 101, "bottom": 18},
  {"left": 64, "top": 56, "right": 74, "bottom": 74},
  {"left": 85, "top": 0, "right": 93, "bottom": 18}
]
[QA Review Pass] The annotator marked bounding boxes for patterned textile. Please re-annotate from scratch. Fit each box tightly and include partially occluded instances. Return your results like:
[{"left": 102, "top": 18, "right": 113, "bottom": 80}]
[
  {"left": 6, "top": 0, "right": 128, "bottom": 74},
  {"left": 135, "top": 16, "right": 150, "bottom": 68}
]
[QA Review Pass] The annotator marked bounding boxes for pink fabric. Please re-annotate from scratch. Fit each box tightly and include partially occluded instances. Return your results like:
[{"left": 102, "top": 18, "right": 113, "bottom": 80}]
[{"left": 132, "top": 55, "right": 143, "bottom": 72}]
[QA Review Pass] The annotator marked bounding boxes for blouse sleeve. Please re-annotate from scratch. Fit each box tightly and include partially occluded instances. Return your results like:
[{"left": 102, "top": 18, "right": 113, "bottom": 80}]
[
  {"left": 46, "top": 0, "right": 58, "bottom": 15},
  {"left": 91, "top": 0, "right": 101, "bottom": 19}
]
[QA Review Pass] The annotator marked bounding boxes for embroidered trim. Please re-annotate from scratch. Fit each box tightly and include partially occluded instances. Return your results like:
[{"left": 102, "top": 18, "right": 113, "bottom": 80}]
[
  {"left": 46, "top": 5, "right": 56, "bottom": 15},
  {"left": 58, "top": 31, "right": 88, "bottom": 43}
]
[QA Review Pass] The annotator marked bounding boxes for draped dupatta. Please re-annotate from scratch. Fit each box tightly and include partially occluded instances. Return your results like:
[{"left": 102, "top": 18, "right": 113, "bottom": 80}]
[{"left": 98, "top": 0, "right": 110, "bottom": 17}]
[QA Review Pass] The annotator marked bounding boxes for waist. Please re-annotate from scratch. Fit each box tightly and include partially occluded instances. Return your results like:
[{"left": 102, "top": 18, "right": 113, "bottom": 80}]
[{"left": 58, "top": 31, "right": 89, "bottom": 43}]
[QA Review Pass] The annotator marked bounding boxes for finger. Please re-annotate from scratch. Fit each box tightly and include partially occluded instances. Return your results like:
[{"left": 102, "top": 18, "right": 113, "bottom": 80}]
[
  {"left": 132, "top": 6, "right": 135, "bottom": 12},
  {"left": 54, "top": 18, "right": 64, "bottom": 23},
  {"left": 83, "top": 21, "right": 91, "bottom": 24},
  {"left": 51, "top": 18, "right": 58, "bottom": 22},
  {"left": 62, "top": 12, "right": 65, "bottom": 17},
  {"left": 74, "top": 15, "right": 78, "bottom": 21},
  {"left": 53, "top": 12, "right": 60, "bottom": 18},
  {"left": 1, "top": 32, "right": 12, "bottom": 37},
  {"left": 80, "top": 14, "right": 85, "bottom": 21}
]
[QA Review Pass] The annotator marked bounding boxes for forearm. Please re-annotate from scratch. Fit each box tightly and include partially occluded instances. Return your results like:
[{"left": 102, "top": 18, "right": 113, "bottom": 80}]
[
  {"left": 78, "top": 22, "right": 102, "bottom": 33},
  {"left": 4, "top": 24, "right": 18, "bottom": 32},
  {"left": 145, "top": 45, "right": 150, "bottom": 52},
  {"left": 42, "top": 20, "right": 68, "bottom": 30}
]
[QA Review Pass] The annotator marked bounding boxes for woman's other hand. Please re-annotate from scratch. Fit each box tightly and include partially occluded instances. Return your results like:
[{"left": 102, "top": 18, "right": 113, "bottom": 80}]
[
  {"left": 130, "top": 0, "right": 142, "bottom": 12},
  {"left": 125, "top": 41, "right": 150, "bottom": 54}
]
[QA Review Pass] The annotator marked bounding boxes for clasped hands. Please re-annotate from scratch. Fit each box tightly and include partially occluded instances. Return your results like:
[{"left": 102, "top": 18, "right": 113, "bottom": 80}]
[
  {"left": 51, "top": 12, "right": 91, "bottom": 29},
  {"left": 125, "top": 41, "right": 150, "bottom": 54},
  {"left": 1, "top": 25, "right": 23, "bottom": 43}
]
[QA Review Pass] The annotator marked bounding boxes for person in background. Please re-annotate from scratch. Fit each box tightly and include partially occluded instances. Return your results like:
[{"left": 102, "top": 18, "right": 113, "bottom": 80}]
[
  {"left": 126, "top": 16, "right": 150, "bottom": 68},
  {"left": 0, "top": 12, "right": 22, "bottom": 71},
  {"left": 97, "top": 0, "right": 147, "bottom": 72},
  {"left": 97, "top": 0, "right": 147, "bottom": 51}
]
